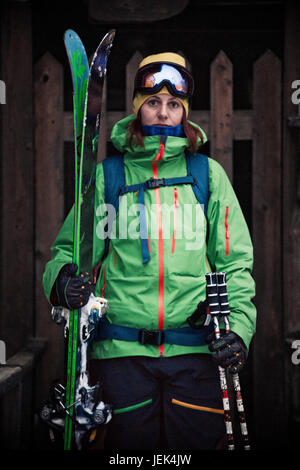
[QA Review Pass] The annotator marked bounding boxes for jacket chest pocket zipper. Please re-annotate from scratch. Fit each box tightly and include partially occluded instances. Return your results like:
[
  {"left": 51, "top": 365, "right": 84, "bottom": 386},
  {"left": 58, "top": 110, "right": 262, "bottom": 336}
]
[
  {"left": 171, "top": 188, "right": 179, "bottom": 254},
  {"left": 225, "top": 206, "right": 230, "bottom": 256}
]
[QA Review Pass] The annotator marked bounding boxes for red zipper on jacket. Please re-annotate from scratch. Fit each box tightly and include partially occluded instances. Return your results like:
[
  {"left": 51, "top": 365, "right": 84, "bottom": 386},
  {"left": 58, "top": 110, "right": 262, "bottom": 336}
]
[
  {"left": 225, "top": 206, "right": 230, "bottom": 256},
  {"left": 171, "top": 188, "right": 179, "bottom": 254},
  {"left": 152, "top": 141, "right": 165, "bottom": 356},
  {"left": 101, "top": 264, "right": 106, "bottom": 297}
]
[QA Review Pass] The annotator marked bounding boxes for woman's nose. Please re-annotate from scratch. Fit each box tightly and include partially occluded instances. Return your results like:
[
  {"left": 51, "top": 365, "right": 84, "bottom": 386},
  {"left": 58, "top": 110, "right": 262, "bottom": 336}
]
[{"left": 158, "top": 104, "right": 168, "bottom": 119}]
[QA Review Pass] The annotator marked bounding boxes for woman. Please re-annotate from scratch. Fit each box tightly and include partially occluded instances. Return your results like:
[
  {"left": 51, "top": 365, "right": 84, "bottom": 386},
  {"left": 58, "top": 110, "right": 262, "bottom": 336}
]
[{"left": 43, "top": 52, "right": 256, "bottom": 450}]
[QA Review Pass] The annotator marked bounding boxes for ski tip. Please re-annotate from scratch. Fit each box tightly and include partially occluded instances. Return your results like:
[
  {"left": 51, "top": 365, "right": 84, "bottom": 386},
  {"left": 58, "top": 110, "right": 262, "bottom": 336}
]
[
  {"left": 104, "top": 29, "right": 116, "bottom": 43},
  {"left": 64, "top": 29, "right": 77, "bottom": 40},
  {"left": 92, "top": 30, "right": 116, "bottom": 58}
]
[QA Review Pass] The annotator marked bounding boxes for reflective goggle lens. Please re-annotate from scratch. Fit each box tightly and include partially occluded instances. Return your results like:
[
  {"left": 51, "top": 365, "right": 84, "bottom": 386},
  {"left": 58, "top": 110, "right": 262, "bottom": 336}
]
[
  {"left": 135, "top": 62, "right": 193, "bottom": 98},
  {"left": 143, "top": 64, "right": 188, "bottom": 94}
]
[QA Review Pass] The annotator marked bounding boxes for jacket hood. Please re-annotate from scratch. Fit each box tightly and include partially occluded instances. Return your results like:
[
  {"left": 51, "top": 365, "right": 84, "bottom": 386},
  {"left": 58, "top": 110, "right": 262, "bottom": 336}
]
[{"left": 110, "top": 114, "right": 207, "bottom": 158}]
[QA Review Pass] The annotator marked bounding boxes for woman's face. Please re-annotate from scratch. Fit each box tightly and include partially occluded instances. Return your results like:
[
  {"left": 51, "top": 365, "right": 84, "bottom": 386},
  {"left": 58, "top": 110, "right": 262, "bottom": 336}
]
[{"left": 140, "top": 93, "right": 184, "bottom": 127}]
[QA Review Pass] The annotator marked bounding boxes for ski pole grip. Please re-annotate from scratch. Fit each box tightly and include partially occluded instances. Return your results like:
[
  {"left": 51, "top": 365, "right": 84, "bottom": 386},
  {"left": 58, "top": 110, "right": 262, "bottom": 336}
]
[
  {"left": 216, "top": 272, "right": 230, "bottom": 317},
  {"left": 205, "top": 272, "right": 220, "bottom": 316}
]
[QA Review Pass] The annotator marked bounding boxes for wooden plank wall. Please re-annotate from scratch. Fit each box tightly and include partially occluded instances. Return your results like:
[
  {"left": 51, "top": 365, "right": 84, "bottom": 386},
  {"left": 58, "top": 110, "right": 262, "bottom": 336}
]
[
  {"left": 34, "top": 52, "right": 65, "bottom": 406},
  {"left": 0, "top": 2, "right": 35, "bottom": 449},
  {"left": 283, "top": 0, "right": 300, "bottom": 447},
  {"left": 0, "top": 0, "right": 34, "bottom": 356},
  {"left": 252, "top": 50, "right": 283, "bottom": 446},
  {"left": 210, "top": 50, "right": 233, "bottom": 181}
]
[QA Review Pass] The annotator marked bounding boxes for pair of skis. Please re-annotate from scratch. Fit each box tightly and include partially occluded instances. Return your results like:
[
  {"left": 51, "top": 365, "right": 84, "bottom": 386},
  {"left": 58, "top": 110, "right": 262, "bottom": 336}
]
[
  {"left": 40, "top": 29, "right": 115, "bottom": 450},
  {"left": 63, "top": 28, "right": 115, "bottom": 451}
]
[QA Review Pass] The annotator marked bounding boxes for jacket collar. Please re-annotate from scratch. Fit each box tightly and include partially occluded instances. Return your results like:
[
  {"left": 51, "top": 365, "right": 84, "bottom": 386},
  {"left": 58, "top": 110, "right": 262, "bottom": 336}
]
[
  {"left": 110, "top": 114, "right": 207, "bottom": 163},
  {"left": 141, "top": 124, "right": 185, "bottom": 137}
]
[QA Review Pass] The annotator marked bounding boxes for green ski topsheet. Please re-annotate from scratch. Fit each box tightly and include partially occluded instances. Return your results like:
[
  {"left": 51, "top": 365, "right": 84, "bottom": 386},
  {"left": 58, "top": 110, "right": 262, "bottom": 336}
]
[{"left": 64, "top": 29, "right": 89, "bottom": 264}]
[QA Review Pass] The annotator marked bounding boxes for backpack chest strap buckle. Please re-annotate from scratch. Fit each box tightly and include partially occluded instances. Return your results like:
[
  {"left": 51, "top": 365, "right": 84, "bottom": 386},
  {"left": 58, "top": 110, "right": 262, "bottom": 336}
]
[
  {"left": 146, "top": 177, "right": 166, "bottom": 189},
  {"left": 138, "top": 328, "right": 165, "bottom": 346}
]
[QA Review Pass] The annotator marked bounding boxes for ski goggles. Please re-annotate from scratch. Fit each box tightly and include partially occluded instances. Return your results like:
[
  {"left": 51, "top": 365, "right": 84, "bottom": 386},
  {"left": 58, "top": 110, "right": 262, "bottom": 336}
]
[{"left": 134, "top": 62, "right": 194, "bottom": 99}]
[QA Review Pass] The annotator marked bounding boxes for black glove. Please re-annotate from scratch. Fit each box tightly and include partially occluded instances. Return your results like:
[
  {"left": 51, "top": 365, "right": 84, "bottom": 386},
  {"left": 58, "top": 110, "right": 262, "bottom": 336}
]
[
  {"left": 54, "top": 263, "right": 92, "bottom": 309},
  {"left": 206, "top": 330, "right": 248, "bottom": 374}
]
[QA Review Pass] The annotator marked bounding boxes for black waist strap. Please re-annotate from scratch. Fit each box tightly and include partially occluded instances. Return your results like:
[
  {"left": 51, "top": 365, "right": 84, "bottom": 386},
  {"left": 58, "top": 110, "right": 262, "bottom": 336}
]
[{"left": 95, "top": 317, "right": 213, "bottom": 347}]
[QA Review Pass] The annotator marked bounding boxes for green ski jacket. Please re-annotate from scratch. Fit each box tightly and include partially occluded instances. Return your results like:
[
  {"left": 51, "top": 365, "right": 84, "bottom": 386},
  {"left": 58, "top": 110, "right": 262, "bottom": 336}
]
[{"left": 43, "top": 115, "right": 256, "bottom": 360}]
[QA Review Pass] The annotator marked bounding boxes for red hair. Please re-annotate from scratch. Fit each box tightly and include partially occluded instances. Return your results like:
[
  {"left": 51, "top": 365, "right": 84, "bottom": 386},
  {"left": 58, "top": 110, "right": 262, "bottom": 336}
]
[{"left": 127, "top": 108, "right": 205, "bottom": 153}]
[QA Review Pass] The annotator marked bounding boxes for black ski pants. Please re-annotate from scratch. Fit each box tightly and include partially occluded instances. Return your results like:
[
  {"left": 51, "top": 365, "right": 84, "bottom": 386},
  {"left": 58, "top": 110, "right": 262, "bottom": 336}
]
[{"left": 89, "top": 353, "right": 226, "bottom": 450}]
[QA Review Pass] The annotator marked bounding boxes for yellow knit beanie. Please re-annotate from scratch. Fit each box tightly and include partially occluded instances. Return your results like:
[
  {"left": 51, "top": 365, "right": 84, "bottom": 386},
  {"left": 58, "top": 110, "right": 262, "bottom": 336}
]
[{"left": 133, "top": 52, "right": 189, "bottom": 116}]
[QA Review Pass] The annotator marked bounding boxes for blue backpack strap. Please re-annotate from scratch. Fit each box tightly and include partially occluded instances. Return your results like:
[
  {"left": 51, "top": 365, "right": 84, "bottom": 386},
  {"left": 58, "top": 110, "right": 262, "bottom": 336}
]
[
  {"left": 102, "top": 155, "right": 125, "bottom": 257},
  {"left": 186, "top": 152, "right": 210, "bottom": 216},
  {"left": 102, "top": 155, "right": 125, "bottom": 211},
  {"left": 95, "top": 316, "right": 214, "bottom": 346}
]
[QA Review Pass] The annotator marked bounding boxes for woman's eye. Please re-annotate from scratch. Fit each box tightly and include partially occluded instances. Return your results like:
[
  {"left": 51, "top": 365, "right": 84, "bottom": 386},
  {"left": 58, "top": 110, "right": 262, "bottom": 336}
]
[
  {"left": 169, "top": 101, "right": 179, "bottom": 109},
  {"left": 147, "top": 99, "right": 158, "bottom": 107}
]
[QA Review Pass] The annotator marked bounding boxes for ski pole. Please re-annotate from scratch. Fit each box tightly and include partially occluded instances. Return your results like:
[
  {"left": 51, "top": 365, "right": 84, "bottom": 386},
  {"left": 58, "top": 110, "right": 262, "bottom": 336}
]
[
  {"left": 205, "top": 272, "right": 235, "bottom": 450},
  {"left": 216, "top": 272, "right": 251, "bottom": 450}
]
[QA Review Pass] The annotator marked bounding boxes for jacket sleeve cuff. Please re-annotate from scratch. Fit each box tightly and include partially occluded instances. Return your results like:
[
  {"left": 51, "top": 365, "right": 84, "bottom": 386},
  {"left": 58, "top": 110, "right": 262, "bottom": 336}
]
[{"left": 43, "top": 260, "right": 69, "bottom": 305}]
